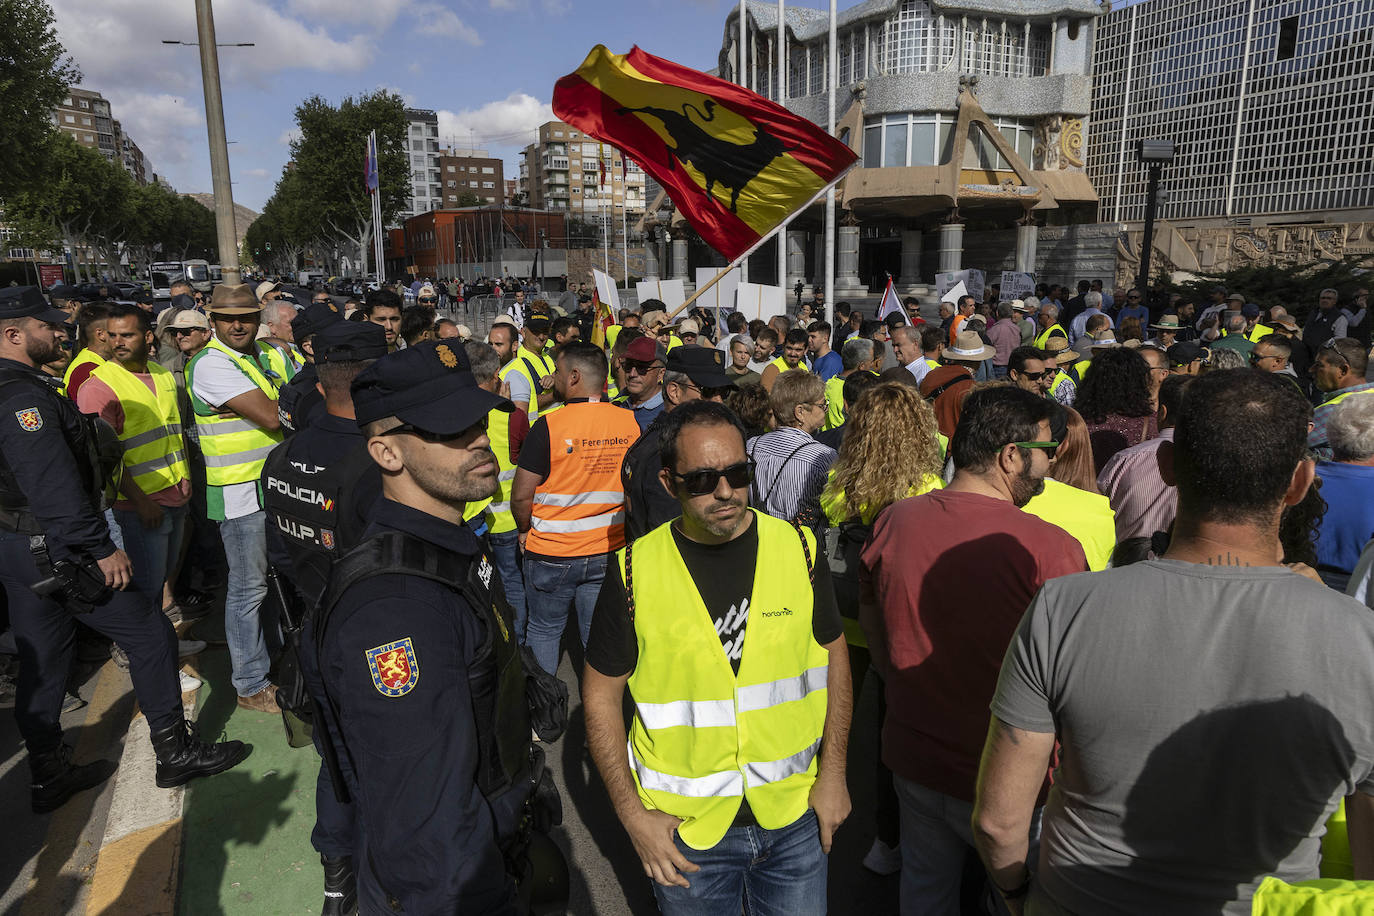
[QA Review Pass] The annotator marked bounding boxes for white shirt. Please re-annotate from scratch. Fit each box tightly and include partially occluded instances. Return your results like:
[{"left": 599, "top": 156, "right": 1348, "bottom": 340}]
[
  {"left": 188, "top": 345, "right": 269, "bottom": 520},
  {"left": 906, "top": 358, "right": 934, "bottom": 386},
  {"left": 1070, "top": 307, "right": 1112, "bottom": 345}
]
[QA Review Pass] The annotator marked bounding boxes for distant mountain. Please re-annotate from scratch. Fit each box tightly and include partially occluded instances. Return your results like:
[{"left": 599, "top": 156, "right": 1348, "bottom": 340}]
[{"left": 187, "top": 194, "right": 259, "bottom": 254}]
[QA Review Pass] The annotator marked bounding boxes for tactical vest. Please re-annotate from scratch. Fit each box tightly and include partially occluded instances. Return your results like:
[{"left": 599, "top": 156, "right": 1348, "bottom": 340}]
[
  {"left": 618, "top": 512, "right": 828, "bottom": 850},
  {"left": 260, "top": 438, "right": 377, "bottom": 609},
  {"left": 89, "top": 361, "right": 189, "bottom": 496},
  {"left": 0, "top": 370, "right": 123, "bottom": 534}
]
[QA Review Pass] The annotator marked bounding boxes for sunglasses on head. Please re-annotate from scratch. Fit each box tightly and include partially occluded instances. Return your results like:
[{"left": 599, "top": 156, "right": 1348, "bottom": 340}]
[
  {"left": 381, "top": 417, "right": 487, "bottom": 442},
  {"left": 672, "top": 459, "right": 755, "bottom": 496}
]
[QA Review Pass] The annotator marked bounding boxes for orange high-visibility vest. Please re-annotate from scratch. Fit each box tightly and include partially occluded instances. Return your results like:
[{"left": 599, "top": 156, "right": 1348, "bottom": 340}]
[{"left": 526, "top": 402, "right": 640, "bottom": 557}]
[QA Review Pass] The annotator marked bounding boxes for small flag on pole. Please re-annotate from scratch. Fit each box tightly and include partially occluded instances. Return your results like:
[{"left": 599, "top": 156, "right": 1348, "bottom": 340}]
[
  {"left": 364, "top": 131, "right": 379, "bottom": 194},
  {"left": 598, "top": 142, "right": 607, "bottom": 189},
  {"left": 876, "top": 275, "right": 902, "bottom": 322},
  {"left": 553, "top": 45, "right": 858, "bottom": 261},
  {"left": 590, "top": 291, "right": 615, "bottom": 349}
]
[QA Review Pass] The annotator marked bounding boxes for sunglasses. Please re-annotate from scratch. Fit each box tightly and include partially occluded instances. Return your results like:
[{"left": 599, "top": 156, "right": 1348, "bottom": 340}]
[
  {"left": 672, "top": 459, "right": 755, "bottom": 496},
  {"left": 1018, "top": 370, "right": 1046, "bottom": 380},
  {"left": 1012, "top": 440, "right": 1060, "bottom": 459},
  {"left": 382, "top": 417, "right": 487, "bottom": 442},
  {"left": 624, "top": 360, "right": 663, "bottom": 376},
  {"left": 171, "top": 327, "right": 204, "bottom": 336},
  {"left": 312, "top": 298, "right": 332, "bottom": 305},
  {"left": 418, "top": 297, "right": 438, "bottom": 304}
]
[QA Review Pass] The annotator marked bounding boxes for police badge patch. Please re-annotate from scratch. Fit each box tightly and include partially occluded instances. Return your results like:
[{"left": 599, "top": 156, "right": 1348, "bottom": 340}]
[
  {"left": 320, "top": 528, "right": 335, "bottom": 549},
  {"left": 365, "top": 637, "right": 419, "bottom": 697},
  {"left": 14, "top": 407, "right": 42, "bottom": 431}
]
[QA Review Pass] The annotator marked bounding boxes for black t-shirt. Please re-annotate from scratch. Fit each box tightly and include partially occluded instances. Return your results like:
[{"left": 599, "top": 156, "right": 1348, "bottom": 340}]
[{"left": 584, "top": 516, "right": 844, "bottom": 678}]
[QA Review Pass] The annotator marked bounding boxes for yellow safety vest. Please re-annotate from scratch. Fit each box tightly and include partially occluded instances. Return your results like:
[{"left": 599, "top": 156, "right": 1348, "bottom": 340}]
[
  {"left": 89, "top": 361, "right": 189, "bottom": 496},
  {"left": 620, "top": 512, "right": 830, "bottom": 850},
  {"left": 605, "top": 324, "right": 623, "bottom": 352},
  {"left": 770, "top": 355, "right": 806, "bottom": 374},
  {"left": 1323, "top": 386, "right": 1374, "bottom": 409},
  {"left": 485, "top": 404, "right": 518, "bottom": 534},
  {"left": 1244, "top": 322, "right": 1273, "bottom": 344},
  {"left": 186, "top": 338, "right": 284, "bottom": 487},
  {"left": 498, "top": 348, "right": 556, "bottom": 419},
  {"left": 60, "top": 349, "right": 105, "bottom": 397},
  {"left": 822, "top": 375, "right": 846, "bottom": 430},
  {"left": 1251, "top": 876, "right": 1374, "bottom": 915},
  {"left": 1035, "top": 324, "right": 1067, "bottom": 349},
  {"left": 1021, "top": 478, "right": 1116, "bottom": 571},
  {"left": 1073, "top": 356, "right": 1094, "bottom": 379}
]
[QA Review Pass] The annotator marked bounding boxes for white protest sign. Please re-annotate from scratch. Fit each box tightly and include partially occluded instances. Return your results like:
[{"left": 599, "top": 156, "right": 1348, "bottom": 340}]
[
  {"left": 939, "top": 281, "right": 968, "bottom": 306},
  {"left": 734, "top": 282, "right": 786, "bottom": 321},
  {"left": 592, "top": 268, "right": 620, "bottom": 313},
  {"left": 1000, "top": 271, "right": 1036, "bottom": 301},
  {"left": 695, "top": 266, "right": 741, "bottom": 313},
  {"left": 936, "top": 269, "right": 985, "bottom": 301},
  {"left": 635, "top": 278, "right": 686, "bottom": 312}
]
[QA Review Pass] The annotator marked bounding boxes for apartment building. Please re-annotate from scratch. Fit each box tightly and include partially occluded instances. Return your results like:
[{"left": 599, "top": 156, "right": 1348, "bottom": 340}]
[
  {"left": 51, "top": 88, "right": 154, "bottom": 186},
  {"left": 520, "top": 120, "right": 646, "bottom": 231},
  {"left": 403, "top": 108, "right": 442, "bottom": 218},
  {"left": 438, "top": 148, "right": 504, "bottom": 207}
]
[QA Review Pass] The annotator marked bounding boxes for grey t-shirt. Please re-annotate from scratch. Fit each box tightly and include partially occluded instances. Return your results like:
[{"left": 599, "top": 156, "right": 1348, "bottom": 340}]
[{"left": 993, "top": 559, "right": 1374, "bottom": 916}]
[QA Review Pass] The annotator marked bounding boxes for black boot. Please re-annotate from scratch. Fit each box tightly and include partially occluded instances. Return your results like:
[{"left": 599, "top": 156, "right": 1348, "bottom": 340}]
[
  {"left": 29, "top": 743, "right": 118, "bottom": 813},
  {"left": 321, "top": 854, "right": 358, "bottom": 916},
  {"left": 151, "top": 719, "right": 252, "bottom": 788}
]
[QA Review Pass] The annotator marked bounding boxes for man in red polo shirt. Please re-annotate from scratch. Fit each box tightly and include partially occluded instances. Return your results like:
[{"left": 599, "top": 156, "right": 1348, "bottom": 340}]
[{"left": 859, "top": 386, "right": 1086, "bottom": 914}]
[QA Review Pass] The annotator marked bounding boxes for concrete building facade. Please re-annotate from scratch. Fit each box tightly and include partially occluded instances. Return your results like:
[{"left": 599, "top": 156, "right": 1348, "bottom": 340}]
[
  {"left": 438, "top": 148, "right": 504, "bottom": 208},
  {"left": 520, "top": 120, "right": 646, "bottom": 233},
  {"left": 403, "top": 108, "right": 442, "bottom": 218},
  {"left": 51, "top": 88, "right": 155, "bottom": 186}
]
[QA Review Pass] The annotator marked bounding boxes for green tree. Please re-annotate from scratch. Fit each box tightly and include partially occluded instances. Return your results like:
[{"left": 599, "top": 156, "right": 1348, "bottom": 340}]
[
  {"left": 456, "top": 191, "right": 483, "bottom": 207},
  {"left": 0, "top": 0, "right": 81, "bottom": 201},
  {"left": 1163, "top": 253, "right": 1374, "bottom": 323},
  {"left": 287, "top": 90, "right": 408, "bottom": 275},
  {"left": 245, "top": 169, "right": 316, "bottom": 276}
]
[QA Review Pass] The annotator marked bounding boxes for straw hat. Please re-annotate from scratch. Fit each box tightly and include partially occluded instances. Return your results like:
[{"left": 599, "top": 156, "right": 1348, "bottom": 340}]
[{"left": 940, "top": 330, "right": 995, "bottom": 362}]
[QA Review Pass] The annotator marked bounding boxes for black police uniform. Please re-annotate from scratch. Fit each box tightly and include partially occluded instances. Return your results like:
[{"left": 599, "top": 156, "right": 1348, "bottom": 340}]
[
  {"left": 278, "top": 302, "right": 344, "bottom": 435},
  {"left": 315, "top": 341, "right": 552, "bottom": 914}
]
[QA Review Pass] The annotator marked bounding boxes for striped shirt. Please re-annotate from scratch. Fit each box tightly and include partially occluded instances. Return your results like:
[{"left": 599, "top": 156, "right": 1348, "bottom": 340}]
[{"left": 746, "top": 426, "right": 836, "bottom": 527}]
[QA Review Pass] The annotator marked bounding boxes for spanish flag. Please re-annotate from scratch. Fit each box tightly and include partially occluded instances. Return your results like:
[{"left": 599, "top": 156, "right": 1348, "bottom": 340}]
[{"left": 553, "top": 45, "right": 858, "bottom": 262}]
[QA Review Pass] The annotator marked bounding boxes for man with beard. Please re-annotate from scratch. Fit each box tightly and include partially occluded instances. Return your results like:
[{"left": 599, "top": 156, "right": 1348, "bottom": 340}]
[
  {"left": 858, "top": 386, "right": 1086, "bottom": 914},
  {"left": 583, "top": 401, "right": 851, "bottom": 915}
]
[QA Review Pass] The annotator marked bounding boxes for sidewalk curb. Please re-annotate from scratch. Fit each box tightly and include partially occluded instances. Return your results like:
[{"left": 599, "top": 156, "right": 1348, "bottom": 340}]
[{"left": 84, "top": 662, "right": 201, "bottom": 916}]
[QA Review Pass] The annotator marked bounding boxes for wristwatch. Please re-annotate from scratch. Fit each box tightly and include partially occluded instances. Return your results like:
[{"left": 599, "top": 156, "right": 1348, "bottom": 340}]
[{"left": 994, "top": 870, "right": 1032, "bottom": 900}]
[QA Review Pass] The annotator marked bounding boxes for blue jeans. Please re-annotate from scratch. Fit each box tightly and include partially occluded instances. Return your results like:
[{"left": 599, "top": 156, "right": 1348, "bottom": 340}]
[
  {"left": 114, "top": 503, "right": 188, "bottom": 612},
  {"left": 487, "top": 530, "right": 528, "bottom": 643},
  {"left": 219, "top": 510, "right": 275, "bottom": 696},
  {"left": 653, "top": 808, "right": 827, "bottom": 916},
  {"left": 894, "top": 775, "right": 1042, "bottom": 916},
  {"left": 522, "top": 552, "right": 606, "bottom": 674}
]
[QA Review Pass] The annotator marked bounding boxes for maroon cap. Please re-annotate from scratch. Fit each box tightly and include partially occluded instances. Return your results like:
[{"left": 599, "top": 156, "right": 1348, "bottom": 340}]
[{"left": 624, "top": 336, "right": 664, "bottom": 363}]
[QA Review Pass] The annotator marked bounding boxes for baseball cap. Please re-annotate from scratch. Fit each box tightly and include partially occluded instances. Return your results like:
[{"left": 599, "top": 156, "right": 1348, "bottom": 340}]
[
  {"left": 624, "top": 336, "right": 666, "bottom": 364},
  {"left": 676, "top": 318, "right": 700, "bottom": 336},
  {"left": 314, "top": 320, "right": 387, "bottom": 364},
  {"left": 1225, "top": 292, "right": 1246, "bottom": 304},
  {"left": 524, "top": 313, "right": 551, "bottom": 332},
  {"left": 352, "top": 340, "right": 511, "bottom": 434},
  {"left": 209, "top": 284, "right": 262, "bottom": 316},
  {"left": 666, "top": 345, "right": 731, "bottom": 388},
  {"left": 1241, "top": 303, "right": 1261, "bottom": 318},
  {"left": 254, "top": 280, "right": 282, "bottom": 301},
  {"left": 1167, "top": 341, "right": 1207, "bottom": 366},
  {"left": 291, "top": 301, "right": 343, "bottom": 341},
  {"left": 0, "top": 286, "right": 69, "bottom": 324},
  {"left": 169, "top": 309, "right": 210, "bottom": 330}
]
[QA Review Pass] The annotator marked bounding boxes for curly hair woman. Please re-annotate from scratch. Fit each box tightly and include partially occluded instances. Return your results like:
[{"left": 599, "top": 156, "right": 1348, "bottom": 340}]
[{"left": 1073, "top": 346, "right": 1159, "bottom": 473}]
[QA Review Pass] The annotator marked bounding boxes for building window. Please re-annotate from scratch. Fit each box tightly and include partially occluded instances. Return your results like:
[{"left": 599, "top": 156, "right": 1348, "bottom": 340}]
[
  {"left": 808, "top": 42, "right": 824, "bottom": 95},
  {"left": 79, "top": 99, "right": 89, "bottom": 109},
  {"left": 64, "top": 114, "right": 75, "bottom": 123},
  {"left": 447, "top": 165, "right": 455, "bottom": 172},
  {"left": 482, "top": 166, "right": 494, "bottom": 174},
  {"left": 789, "top": 39, "right": 807, "bottom": 96},
  {"left": 1277, "top": 16, "right": 1299, "bottom": 60},
  {"left": 483, "top": 181, "right": 495, "bottom": 188}
]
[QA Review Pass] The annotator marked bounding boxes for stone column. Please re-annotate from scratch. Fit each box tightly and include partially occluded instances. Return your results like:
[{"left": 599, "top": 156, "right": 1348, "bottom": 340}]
[
  {"left": 642, "top": 226, "right": 660, "bottom": 281},
  {"left": 811, "top": 232, "right": 827, "bottom": 296},
  {"left": 899, "top": 228, "right": 924, "bottom": 294},
  {"left": 786, "top": 229, "right": 807, "bottom": 295},
  {"left": 938, "top": 221, "right": 965, "bottom": 273},
  {"left": 1015, "top": 219, "right": 1039, "bottom": 274},
  {"left": 670, "top": 227, "right": 694, "bottom": 293},
  {"left": 834, "top": 220, "right": 866, "bottom": 298}
]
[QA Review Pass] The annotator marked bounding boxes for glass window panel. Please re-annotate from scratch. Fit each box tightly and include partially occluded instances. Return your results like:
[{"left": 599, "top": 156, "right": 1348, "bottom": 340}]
[
  {"left": 911, "top": 120, "right": 937, "bottom": 165},
  {"left": 884, "top": 120, "right": 909, "bottom": 167},
  {"left": 864, "top": 125, "right": 883, "bottom": 168}
]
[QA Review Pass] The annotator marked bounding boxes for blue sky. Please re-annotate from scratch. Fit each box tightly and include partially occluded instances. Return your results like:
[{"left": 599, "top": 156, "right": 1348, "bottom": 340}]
[{"left": 48, "top": 0, "right": 800, "bottom": 212}]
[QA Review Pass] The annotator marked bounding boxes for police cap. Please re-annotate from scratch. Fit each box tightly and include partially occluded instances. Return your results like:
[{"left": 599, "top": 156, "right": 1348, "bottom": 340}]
[
  {"left": 666, "top": 344, "right": 731, "bottom": 389},
  {"left": 0, "top": 286, "right": 70, "bottom": 324},
  {"left": 292, "top": 301, "right": 343, "bottom": 341},
  {"left": 352, "top": 340, "right": 512, "bottom": 434},
  {"left": 315, "top": 320, "right": 387, "bottom": 364},
  {"left": 1167, "top": 341, "right": 1207, "bottom": 367}
]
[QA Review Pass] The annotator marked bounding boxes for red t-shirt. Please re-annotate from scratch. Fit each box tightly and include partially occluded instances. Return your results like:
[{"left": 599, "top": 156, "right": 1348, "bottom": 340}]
[{"left": 860, "top": 489, "right": 1087, "bottom": 801}]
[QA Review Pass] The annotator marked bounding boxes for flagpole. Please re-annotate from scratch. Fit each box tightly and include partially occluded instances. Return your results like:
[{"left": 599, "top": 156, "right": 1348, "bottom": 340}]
[
  {"left": 777, "top": 0, "right": 787, "bottom": 300},
  {"left": 738, "top": 0, "right": 749, "bottom": 286},
  {"left": 824, "top": 0, "right": 836, "bottom": 328}
]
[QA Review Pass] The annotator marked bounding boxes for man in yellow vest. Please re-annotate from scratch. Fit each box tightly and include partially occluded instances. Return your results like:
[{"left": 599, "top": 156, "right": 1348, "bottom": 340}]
[
  {"left": 466, "top": 339, "right": 532, "bottom": 640},
  {"left": 1034, "top": 302, "right": 1068, "bottom": 351},
  {"left": 511, "top": 341, "right": 639, "bottom": 674},
  {"left": 583, "top": 400, "right": 852, "bottom": 914},
  {"left": 759, "top": 328, "right": 810, "bottom": 393},
  {"left": 498, "top": 313, "right": 557, "bottom": 421},
  {"left": 186, "top": 283, "right": 286, "bottom": 713},
  {"left": 75, "top": 303, "right": 195, "bottom": 630},
  {"left": 1309, "top": 337, "right": 1374, "bottom": 460},
  {"left": 61, "top": 300, "right": 114, "bottom": 400}
]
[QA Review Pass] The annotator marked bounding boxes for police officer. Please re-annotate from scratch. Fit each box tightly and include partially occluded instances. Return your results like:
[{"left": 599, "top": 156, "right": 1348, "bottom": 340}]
[
  {"left": 317, "top": 341, "right": 555, "bottom": 913},
  {"left": 263, "top": 320, "right": 387, "bottom": 916},
  {"left": 278, "top": 300, "right": 344, "bottom": 435},
  {"left": 0, "top": 287, "right": 250, "bottom": 812},
  {"left": 621, "top": 346, "right": 732, "bottom": 541}
]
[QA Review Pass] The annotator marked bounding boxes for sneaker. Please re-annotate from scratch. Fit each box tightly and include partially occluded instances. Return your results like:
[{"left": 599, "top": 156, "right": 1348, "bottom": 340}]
[
  {"left": 61, "top": 692, "right": 87, "bottom": 714},
  {"left": 235, "top": 684, "right": 279, "bottom": 713},
  {"left": 862, "top": 838, "right": 902, "bottom": 876},
  {"left": 110, "top": 645, "right": 130, "bottom": 669},
  {"left": 0, "top": 674, "right": 15, "bottom": 709},
  {"left": 179, "top": 670, "right": 201, "bottom": 693},
  {"left": 164, "top": 602, "right": 213, "bottom": 623},
  {"left": 177, "top": 639, "right": 206, "bottom": 659}
]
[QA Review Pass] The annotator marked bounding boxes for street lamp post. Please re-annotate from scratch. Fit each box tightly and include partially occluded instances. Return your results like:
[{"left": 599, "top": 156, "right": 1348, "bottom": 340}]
[
  {"left": 1135, "top": 138, "right": 1175, "bottom": 295},
  {"left": 164, "top": 0, "right": 249, "bottom": 286}
]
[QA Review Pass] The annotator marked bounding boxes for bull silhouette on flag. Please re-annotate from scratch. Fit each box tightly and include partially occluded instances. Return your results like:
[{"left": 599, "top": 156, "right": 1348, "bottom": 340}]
[{"left": 553, "top": 45, "right": 857, "bottom": 262}]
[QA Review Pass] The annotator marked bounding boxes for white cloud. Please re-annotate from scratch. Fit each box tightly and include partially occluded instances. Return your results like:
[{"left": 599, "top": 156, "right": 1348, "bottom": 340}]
[
  {"left": 245, "top": 167, "right": 270, "bottom": 178},
  {"left": 278, "top": 127, "right": 301, "bottom": 146},
  {"left": 489, "top": 0, "right": 518, "bottom": 8},
  {"left": 412, "top": 4, "right": 482, "bottom": 45},
  {"left": 437, "top": 93, "right": 553, "bottom": 151},
  {"left": 286, "top": 0, "right": 410, "bottom": 29},
  {"left": 376, "top": 84, "right": 417, "bottom": 107},
  {"left": 541, "top": 0, "right": 570, "bottom": 13},
  {"left": 102, "top": 91, "right": 203, "bottom": 168}
]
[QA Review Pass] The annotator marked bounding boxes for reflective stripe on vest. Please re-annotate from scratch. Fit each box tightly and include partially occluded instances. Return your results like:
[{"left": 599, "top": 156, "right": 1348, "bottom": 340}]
[
  {"left": 1035, "top": 324, "right": 1067, "bottom": 349},
  {"left": 89, "top": 360, "right": 190, "bottom": 495},
  {"left": 485, "top": 405, "right": 518, "bottom": 534},
  {"left": 622, "top": 512, "right": 829, "bottom": 850},
  {"left": 525, "top": 402, "right": 638, "bottom": 556},
  {"left": 186, "top": 338, "right": 284, "bottom": 487}
]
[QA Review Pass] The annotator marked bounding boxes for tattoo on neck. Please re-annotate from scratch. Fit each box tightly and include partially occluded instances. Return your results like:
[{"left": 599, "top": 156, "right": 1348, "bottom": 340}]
[{"left": 1205, "top": 552, "right": 1250, "bottom": 567}]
